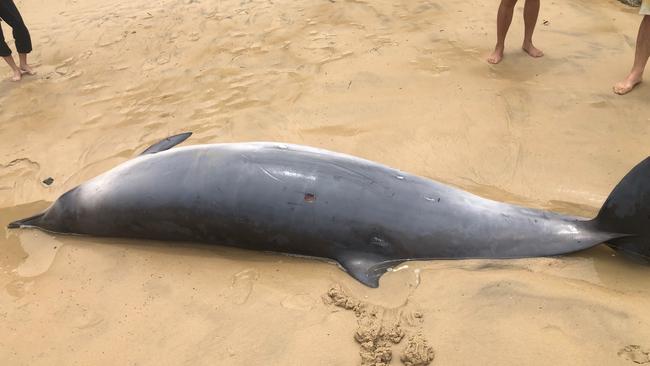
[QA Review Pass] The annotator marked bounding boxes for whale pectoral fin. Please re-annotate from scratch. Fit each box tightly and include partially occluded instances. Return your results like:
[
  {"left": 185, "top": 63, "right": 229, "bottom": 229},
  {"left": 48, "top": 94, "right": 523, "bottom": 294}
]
[
  {"left": 337, "top": 252, "right": 402, "bottom": 288},
  {"left": 140, "top": 132, "right": 193, "bottom": 155}
]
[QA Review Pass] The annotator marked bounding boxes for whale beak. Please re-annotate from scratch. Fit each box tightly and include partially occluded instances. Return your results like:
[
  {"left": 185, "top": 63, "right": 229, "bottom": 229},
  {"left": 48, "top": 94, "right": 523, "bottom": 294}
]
[{"left": 7, "top": 212, "right": 45, "bottom": 229}]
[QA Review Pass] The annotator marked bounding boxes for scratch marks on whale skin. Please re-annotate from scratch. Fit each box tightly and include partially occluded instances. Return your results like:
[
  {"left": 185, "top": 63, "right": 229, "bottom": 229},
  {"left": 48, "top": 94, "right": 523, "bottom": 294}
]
[
  {"left": 424, "top": 196, "right": 440, "bottom": 203},
  {"left": 258, "top": 166, "right": 282, "bottom": 182}
]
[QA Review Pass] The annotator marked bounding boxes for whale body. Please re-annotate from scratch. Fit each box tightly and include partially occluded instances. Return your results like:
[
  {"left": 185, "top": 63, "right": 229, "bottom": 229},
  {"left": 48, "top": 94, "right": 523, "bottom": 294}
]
[{"left": 9, "top": 133, "right": 650, "bottom": 287}]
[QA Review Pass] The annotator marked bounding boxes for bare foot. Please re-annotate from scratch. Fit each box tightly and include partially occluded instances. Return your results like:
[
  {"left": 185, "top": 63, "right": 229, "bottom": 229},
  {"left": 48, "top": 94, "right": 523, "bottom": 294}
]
[
  {"left": 487, "top": 46, "right": 504, "bottom": 64},
  {"left": 11, "top": 69, "right": 22, "bottom": 82},
  {"left": 613, "top": 74, "right": 642, "bottom": 95},
  {"left": 19, "top": 64, "right": 35, "bottom": 75},
  {"left": 522, "top": 43, "right": 544, "bottom": 58}
]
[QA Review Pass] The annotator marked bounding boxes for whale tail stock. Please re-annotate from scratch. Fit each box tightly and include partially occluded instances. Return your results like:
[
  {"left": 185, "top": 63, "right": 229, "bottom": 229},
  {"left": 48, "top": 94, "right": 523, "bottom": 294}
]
[{"left": 594, "top": 157, "right": 650, "bottom": 263}]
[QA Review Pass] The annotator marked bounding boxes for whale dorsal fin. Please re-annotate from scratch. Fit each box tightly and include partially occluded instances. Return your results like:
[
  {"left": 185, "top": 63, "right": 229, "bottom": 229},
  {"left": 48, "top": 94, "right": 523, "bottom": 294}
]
[
  {"left": 140, "top": 132, "right": 192, "bottom": 155},
  {"left": 337, "top": 252, "right": 402, "bottom": 288}
]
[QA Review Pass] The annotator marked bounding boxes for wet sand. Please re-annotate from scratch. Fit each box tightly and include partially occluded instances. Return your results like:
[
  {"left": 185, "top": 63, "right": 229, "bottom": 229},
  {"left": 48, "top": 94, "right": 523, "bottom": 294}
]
[{"left": 2, "top": 0, "right": 650, "bottom": 365}]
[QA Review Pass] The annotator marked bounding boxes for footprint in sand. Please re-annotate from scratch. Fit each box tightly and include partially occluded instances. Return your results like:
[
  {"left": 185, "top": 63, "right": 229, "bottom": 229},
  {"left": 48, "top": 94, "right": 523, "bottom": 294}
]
[
  {"left": 50, "top": 56, "right": 83, "bottom": 81},
  {"left": 53, "top": 70, "right": 83, "bottom": 82},
  {"left": 410, "top": 56, "right": 450, "bottom": 77},
  {"left": 54, "top": 56, "right": 75, "bottom": 75},
  {"left": 156, "top": 52, "right": 171, "bottom": 65},
  {"left": 96, "top": 31, "right": 126, "bottom": 48},
  {"left": 229, "top": 268, "right": 259, "bottom": 305},
  {"left": 5, "top": 279, "right": 32, "bottom": 298},
  {"left": 55, "top": 66, "right": 70, "bottom": 75},
  {"left": 281, "top": 294, "right": 316, "bottom": 311},
  {"left": 79, "top": 50, "right": 93, "bottom": 60},
  {"left": 619, "top": 345, "right": 650, "bottom": 364},
  {"left": 188, "top": 32, "right": 200, "bottom": 41},
  {"left": 72, "top": 310, "right": 105, "bottom": 330},
  {"left": 141, "top": 52, "right": 172, "bottom": 71}
]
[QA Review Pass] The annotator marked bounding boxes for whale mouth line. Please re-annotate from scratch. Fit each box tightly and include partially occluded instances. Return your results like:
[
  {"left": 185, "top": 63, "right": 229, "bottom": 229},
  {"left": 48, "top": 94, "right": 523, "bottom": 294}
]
[{"left": 7, "top": 212, "right": 45, "bottom": 229}]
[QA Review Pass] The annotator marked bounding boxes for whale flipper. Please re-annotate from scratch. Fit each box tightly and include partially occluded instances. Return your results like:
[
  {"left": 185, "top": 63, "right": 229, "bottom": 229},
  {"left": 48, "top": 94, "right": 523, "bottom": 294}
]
[
  {"left": 141, "top": 132, "right": 192, "bottom": 155},
  {"left": 337, "top": 252, "right": 402, "bottom": 288}
]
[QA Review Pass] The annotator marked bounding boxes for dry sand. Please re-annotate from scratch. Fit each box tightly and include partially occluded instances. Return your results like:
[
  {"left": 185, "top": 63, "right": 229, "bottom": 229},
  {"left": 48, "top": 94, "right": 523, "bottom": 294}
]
[{"left": 1, "top": 0, "right": 650, "bottom": 365}]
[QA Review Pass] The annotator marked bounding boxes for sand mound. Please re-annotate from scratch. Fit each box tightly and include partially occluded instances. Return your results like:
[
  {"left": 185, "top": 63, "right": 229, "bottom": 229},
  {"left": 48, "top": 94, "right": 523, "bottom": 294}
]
[
  {"left": 619, "top": 345, "right": 650, "bottom": 364},
  {"left": 325, "top": 285, "right": 434, "bottom": 366}
]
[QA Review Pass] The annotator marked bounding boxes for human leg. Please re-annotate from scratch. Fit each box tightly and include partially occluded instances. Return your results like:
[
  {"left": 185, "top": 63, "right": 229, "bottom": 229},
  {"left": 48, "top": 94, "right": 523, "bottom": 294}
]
[
  {"left": 614, "top": 15, "right": 650, "bottom": 95},
  {"left": 0, "top": 23, "right": 21, "bottom": 81},
  {"left": 487, "top": 0, "right": 519, "bottom": 64},
  {"left": 522, "top": 0, "right": 543, "bottom": 58}
]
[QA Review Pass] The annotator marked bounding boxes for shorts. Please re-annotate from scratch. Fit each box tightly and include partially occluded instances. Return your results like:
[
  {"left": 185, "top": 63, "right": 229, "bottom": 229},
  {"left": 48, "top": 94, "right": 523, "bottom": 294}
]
[{"left": 642, "top": 0, "right": 650, "bottom": 15}]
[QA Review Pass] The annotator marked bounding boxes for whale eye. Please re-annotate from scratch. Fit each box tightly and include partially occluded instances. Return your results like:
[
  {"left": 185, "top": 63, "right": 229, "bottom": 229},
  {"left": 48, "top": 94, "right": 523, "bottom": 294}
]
[{"left": 304, "top": 193, "right": 316, "bottom": 202}]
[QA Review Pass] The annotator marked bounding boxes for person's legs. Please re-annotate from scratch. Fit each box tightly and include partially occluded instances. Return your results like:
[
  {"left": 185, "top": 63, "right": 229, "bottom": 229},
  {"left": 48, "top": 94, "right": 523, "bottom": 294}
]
[
  {"left": 522, "top": 0, "right": 543, "bottom": 57},
  {"left": 0, "top": 0, "right": 33, "bottom": 76},
  {"left": 2, "top": 56, "right": 22, "bottom": 81},
  {"left": 487, "top": 0, "right": 519, "bottom": 64},
  {"left": 18, "top": 53, "right": 33, "bottom": 74},
  {"left": 0, "top": 22, "right": 21, "bottom": 81},
  {"left": 0, "top": 22, "right": 10, "bottom": 57},
  {"left": 614, "top": 15, "right": 650, "bottom": 95}
]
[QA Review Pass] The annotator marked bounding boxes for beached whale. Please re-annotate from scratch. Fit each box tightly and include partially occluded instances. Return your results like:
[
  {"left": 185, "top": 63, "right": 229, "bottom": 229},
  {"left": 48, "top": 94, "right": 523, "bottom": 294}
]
[{"left": 8, "top": 133, "right": 650, "bottom": 287}]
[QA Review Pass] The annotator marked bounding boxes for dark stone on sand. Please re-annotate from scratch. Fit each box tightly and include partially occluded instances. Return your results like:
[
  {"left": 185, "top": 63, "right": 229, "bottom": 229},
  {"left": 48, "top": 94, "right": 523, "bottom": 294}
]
[{"left": 619, "top": 0, "right": 641, "bottom": 7}]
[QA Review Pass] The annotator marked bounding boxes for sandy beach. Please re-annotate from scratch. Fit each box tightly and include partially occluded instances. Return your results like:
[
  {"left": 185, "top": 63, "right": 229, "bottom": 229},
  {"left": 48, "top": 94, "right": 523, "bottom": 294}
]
[{"left": 1, "top": 0, "right": 650, "bottom": 364}]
